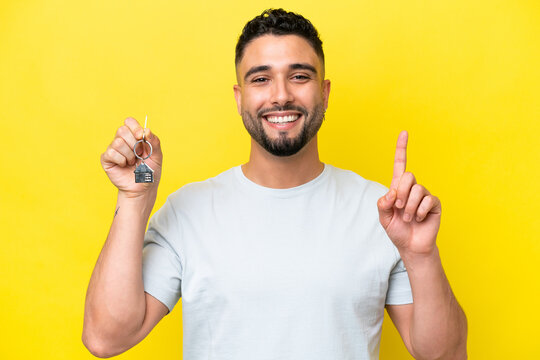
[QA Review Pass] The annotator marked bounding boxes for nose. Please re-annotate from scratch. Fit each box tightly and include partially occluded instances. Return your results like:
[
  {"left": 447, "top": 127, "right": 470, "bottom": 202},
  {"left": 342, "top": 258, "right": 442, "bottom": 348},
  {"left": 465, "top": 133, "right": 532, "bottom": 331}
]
[{"left": 270, "top": 77, "right": 294, "bottom": 106}]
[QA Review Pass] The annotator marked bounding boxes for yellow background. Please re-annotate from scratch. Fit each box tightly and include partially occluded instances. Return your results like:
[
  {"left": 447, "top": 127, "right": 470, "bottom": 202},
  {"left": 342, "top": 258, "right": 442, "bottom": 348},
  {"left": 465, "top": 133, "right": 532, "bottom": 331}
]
[{"left": 1, "top": 0, "right": 539, "bottom": 358}]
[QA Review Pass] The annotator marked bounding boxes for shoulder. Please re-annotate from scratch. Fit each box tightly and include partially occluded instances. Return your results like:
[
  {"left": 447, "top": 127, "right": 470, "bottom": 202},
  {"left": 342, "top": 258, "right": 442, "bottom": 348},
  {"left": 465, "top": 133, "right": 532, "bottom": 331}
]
[{"left": 326, "top": 164, "right": 388, "bottom": 201}]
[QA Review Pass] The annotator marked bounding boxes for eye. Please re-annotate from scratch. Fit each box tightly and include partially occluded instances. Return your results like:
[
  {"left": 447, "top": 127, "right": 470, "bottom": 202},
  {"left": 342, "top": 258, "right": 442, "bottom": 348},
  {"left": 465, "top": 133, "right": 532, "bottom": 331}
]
[
  {"left": 292, "top": 74, "right": 310, "bottom": 81},
  {"left": 252, "top": 77, "right": 268, "bottom": 83}
]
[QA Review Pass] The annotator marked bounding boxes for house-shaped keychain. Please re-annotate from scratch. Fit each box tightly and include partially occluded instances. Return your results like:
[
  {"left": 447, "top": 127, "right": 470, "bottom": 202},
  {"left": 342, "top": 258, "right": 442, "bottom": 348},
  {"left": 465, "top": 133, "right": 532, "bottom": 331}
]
[{"left": 134, "top": 162, "right": 154, "bottom": 183}]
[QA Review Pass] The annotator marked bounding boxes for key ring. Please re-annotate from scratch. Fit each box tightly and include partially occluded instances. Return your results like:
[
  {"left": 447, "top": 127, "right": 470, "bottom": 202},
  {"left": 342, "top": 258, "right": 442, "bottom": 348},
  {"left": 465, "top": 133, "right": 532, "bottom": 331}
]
[{"left": 133, "top": 139, "right": 153, "bottom": 160}]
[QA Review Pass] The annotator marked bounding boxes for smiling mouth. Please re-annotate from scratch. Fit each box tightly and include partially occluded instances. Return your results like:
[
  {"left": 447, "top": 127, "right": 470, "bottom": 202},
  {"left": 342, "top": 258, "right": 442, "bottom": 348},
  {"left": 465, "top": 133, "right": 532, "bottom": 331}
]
[{"left": 263, "top": 114, "right": 301, "bottom": 124}]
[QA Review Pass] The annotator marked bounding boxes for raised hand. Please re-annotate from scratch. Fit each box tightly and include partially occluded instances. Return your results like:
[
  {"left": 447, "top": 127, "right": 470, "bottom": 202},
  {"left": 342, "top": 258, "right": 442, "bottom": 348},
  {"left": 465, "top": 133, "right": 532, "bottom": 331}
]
[
  {"left": 101, "top": 117, "right": 163, "bottom": 197},
  {"left": 377, "top": 131, "right": 441, "bottom": 255}
]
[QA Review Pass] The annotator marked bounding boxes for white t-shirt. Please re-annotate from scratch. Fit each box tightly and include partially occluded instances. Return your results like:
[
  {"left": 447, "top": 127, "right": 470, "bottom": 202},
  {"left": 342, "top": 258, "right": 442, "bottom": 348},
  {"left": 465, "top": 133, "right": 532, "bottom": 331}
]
[{"left": 142, "top": 164, "right": 413, "bottom": 359}]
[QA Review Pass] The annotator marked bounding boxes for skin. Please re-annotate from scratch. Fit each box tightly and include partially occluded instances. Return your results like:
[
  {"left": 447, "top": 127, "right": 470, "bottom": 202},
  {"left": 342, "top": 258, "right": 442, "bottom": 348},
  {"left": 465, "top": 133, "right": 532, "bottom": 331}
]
[
  {"left": 233, "top": 34, "right": 330, "bottom": 188},
  {"left": 83, "top": 121, "right": 167, "bottom": 357},
  {"left": 378, "top": 132, "right": 468, "bottom": 359},
  {"left": 83, "top": 33, "right": 467, "bottom": 359}
]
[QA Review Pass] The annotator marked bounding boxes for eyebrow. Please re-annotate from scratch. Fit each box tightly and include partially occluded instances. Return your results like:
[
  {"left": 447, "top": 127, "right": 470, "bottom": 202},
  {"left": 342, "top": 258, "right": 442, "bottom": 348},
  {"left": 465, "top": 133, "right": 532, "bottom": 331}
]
[
  {"left": 243, "top": 63, "right": 318, "bottom": 82},
  {"left": 244, "top": 65, "right": 270, "bottom": 81},
  {"left": 289, "top": 63, "right": 317, "bottom": 74}
]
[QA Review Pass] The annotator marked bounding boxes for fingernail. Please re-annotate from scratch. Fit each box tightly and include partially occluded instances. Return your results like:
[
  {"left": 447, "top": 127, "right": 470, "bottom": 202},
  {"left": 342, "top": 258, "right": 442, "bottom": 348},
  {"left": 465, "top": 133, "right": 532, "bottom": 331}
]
[
  {"left": 403, "top": 213, "right": 411, "bottom": 222},
  {"left": 396, "top": 199, "right": 403, "bottom": 208}
]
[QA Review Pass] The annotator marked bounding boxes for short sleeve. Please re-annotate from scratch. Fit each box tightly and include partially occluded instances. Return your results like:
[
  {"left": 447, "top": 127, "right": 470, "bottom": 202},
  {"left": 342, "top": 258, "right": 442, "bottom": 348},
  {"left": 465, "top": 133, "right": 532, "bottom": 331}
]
[
  {"left": 142, "top": 197, "right": 183, "bottom": 312},
  {"left": 385, "top": 258, "right": 413, "bottom": 305}
]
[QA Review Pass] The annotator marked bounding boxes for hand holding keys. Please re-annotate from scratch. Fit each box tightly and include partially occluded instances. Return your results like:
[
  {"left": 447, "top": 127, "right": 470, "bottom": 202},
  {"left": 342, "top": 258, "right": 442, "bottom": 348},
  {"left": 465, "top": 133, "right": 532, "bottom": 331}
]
[{"left": 101, "top": 116, "right": 162, "bottom": 195}]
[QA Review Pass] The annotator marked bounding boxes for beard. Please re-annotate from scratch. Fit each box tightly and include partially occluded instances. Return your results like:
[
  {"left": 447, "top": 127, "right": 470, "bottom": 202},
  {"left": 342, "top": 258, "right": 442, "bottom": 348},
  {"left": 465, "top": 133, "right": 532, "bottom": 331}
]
[{"left": 241, "top": 103, "right": 326, "bottom": 157}]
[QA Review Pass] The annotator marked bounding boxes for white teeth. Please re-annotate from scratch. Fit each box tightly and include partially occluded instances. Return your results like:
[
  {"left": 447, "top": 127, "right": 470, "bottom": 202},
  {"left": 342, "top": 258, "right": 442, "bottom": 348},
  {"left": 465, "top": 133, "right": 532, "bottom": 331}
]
[{"left": 266, "top": 114, "right": 299, "bottom": 123}]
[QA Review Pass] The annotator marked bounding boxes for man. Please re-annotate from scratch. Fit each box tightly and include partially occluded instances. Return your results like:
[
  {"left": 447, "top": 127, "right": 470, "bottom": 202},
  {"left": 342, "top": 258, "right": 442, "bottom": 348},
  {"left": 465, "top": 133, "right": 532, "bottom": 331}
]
[{"left": 83, "top": 8, "right": 467, "bottom": 359}]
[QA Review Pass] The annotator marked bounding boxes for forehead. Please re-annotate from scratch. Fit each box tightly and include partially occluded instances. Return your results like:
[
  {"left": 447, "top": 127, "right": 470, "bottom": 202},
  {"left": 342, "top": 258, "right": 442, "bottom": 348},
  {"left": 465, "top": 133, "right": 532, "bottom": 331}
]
[{"left": 237, "top": 34, "right": 322, "bottom": 78}]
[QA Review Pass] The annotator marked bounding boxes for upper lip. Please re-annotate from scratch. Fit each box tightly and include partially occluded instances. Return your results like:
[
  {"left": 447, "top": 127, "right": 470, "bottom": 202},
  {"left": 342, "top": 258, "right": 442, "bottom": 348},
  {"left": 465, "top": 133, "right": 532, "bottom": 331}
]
[{"left": 263, "top": 111, "right": 302, "bottom": 117}]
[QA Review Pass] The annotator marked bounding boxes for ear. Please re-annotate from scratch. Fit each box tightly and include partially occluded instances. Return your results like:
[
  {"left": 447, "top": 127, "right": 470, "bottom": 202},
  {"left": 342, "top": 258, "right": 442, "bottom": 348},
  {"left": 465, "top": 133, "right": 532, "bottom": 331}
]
[
  {"left": 233, "top": 84, "right": 242, "bottom": 115},
  {"left": 322, "top": 79, "right": 331, "bottom": 110}
]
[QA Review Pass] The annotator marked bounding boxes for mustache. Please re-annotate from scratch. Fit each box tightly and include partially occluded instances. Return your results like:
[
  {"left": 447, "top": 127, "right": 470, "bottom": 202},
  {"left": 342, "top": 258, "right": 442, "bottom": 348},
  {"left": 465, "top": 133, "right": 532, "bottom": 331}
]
[{"left": 256, "top": 105, "right": 308, "bottom": 119}]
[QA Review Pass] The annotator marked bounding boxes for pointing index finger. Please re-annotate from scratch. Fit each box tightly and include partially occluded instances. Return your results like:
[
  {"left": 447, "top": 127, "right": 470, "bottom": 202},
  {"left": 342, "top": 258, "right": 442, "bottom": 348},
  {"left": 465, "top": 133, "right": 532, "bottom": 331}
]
[{"left": 390, "top": 130, "right": 408, "bottom": 190}]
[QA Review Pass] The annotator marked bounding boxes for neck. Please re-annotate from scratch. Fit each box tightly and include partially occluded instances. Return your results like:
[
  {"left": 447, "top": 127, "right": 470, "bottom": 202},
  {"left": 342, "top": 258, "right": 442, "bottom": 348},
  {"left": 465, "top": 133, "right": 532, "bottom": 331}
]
[{"left": 241, "top": 136, "right": 324, "bottom": 189}]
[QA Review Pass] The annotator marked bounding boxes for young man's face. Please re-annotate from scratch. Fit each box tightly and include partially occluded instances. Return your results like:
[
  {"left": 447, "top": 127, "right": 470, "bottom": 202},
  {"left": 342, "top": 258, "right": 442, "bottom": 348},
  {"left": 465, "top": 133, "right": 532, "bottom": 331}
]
[{"left": 234, "top": 34, "right": 330, "bottom": 157}]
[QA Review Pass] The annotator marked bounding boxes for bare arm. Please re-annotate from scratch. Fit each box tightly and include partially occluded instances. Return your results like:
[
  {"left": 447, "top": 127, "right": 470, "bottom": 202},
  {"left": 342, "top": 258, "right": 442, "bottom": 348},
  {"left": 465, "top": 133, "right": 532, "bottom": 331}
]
[
  {"left": 82, "top": 118, "right": 167, "bottom": 357},
  {"left": 378, "top": 131, "right": 467, "bottom": 359},
  {"left": 386, "top": 249, "right": 467, "bottom": 359}
]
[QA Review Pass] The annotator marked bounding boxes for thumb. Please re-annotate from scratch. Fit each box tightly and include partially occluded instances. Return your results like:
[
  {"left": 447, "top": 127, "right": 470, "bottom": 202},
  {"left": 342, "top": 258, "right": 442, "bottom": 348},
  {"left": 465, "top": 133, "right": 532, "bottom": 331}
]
[
  {"left": 377, "top": 188, "right": 396, "bottom": 229},
  {"left": 144, "top": 128, "right": 162, "bottom": 157},
  {"left": 137, "top": 128, "right": 162, "bottom": 171}
]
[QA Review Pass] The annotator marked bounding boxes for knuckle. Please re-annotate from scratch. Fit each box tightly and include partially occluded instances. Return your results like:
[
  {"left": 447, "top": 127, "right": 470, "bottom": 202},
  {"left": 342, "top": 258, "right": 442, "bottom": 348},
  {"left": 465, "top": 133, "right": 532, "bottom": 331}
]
[
  {"left": 105, "top": 148, "right": 116, "bottom": 158},
  {"left": 397, "top": 183, "right": 408, "bottom": 195},
  {"left": 399, "top": 172, "right": 414, "bottom": 186},
  {"left": 116, "top": 125, "right": 128, "bottom": 137},
  {"left": 112, "top": 137, "right": 124, "bottom": 148},
  {"left": 405, "top": 199, "right": 416, "bottom": 211}
]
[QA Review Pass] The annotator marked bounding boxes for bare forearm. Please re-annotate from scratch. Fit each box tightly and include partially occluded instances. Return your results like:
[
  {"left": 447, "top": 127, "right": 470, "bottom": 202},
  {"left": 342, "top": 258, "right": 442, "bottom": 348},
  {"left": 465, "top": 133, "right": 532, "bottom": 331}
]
[
  {"left": 83, "top": 191, "right": 156, "bottom": 346},
  {"left": 401, "top": 248, "right": 468, "bottom": 359}
]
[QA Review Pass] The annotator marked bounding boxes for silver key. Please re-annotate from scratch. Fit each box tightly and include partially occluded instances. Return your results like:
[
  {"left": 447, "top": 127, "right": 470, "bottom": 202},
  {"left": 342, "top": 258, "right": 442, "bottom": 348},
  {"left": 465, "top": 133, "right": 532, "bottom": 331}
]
[{"left": 133, "top": 139, "right": 154, "bottom": 183}]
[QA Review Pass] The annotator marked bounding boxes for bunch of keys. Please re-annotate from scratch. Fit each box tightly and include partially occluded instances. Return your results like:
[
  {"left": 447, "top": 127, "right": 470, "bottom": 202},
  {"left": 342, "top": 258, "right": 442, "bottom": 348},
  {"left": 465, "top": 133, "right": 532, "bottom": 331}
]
[{"left": 133, "top": 115, "right": 154, "bottom": 183}]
